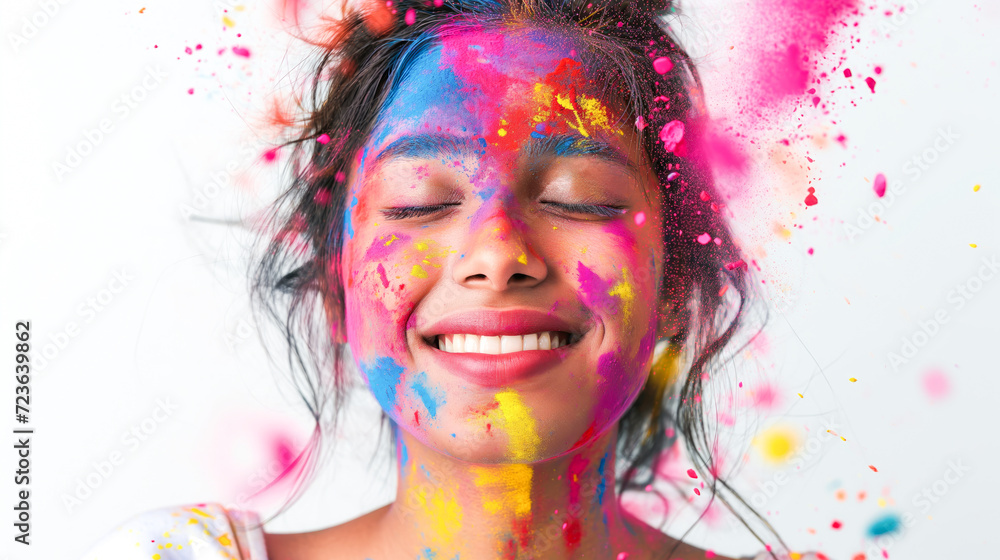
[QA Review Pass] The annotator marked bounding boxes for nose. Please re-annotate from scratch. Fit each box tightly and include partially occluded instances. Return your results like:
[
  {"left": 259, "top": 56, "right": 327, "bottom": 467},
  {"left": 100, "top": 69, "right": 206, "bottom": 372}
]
[{"left": 452, "top": 201, "right": 547, "bottom": 291}]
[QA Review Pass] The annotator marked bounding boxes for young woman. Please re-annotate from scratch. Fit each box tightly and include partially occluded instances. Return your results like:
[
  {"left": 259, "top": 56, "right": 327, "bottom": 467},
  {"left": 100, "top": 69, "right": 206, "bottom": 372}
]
[{"left": 84, "top": 0, "right": 827, "bottom": 558}]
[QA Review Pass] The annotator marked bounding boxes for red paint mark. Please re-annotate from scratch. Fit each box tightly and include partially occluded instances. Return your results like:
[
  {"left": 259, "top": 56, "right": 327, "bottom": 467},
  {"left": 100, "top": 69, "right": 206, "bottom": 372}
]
[
  {"left": 569, "top": 422, "right": 596, "bottom": 450},
  {"left": 805, "top": 187, "right": 819, "bottom": 206},
  {"left": 873, "top": 173, "right": 887, "bottom": 197},
  {"left": 869, "top": 465, "right": 878, "bottom": 473},
  {"left": 865, "top": 76, "right": 876, "bottom": 93},
  {"left": 413, "top": 410, "right": 420, "bottom": 425},
  {"left": 562, "top": 519, "right": 582, "bottom": 550},
  {"left": 376, "top": 263, "right": 390, "bottom": 288},
  {"left": 686, "top": 468, "right": 698, "bottom": 479},
  {"left": 485, "top": 423, "right": 491, "bottom": 433},
  {"left": 693, "top": 488, "right": 701, "bottom": 496},
  {"left": 843, "top": 68, "right": 852, "bottom": 77},
  {"left": 807, "top": 247, "right": 815, "bottom": 255},
  {"left": 232, "top": 46, "right": 251, "bottom": 58},
  {"left": 832, "top": 520, "right": 843, "bottom": 529},
  {"left": 699, "top": 191, "right": 711, "bottom": 202},
  {"left": 725, "top": 260, "right": 747, "bottom": 271},
  {"left": 262, "top": 148, "right": 279, "bottom": 162}
]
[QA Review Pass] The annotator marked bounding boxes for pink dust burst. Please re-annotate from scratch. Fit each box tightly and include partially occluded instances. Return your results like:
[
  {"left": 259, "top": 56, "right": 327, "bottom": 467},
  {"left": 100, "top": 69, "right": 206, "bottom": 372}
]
[
  {"left": 635, "top": 115, "right": 647, "bottom": 131},
  {"left": 922, "top": 368, "right": 951, "bottom": 401},
  {"left": 404, "top": 8, "right": 416, "bottom": 25},
  {"left": 873, "top": 173, "right": 887, "bottom": 197},
  {"left": 865, "top": 76, "right": 877, "bottom": 93},
  {"left": 652, "top": 56, "right": 673, "bottom": 74},
  {"left": 232, "top": 46, "right": 251, "bottom": 58}
]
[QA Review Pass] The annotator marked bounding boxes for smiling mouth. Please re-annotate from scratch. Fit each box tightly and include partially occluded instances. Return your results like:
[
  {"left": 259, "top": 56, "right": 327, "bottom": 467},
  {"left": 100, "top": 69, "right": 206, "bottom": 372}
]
[{"left": 426, "top": 331, "right": 582, "bottom": 354}]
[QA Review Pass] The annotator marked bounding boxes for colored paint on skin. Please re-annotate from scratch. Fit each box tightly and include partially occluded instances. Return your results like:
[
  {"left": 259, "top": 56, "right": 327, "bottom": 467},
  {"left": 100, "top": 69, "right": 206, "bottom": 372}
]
[
  {"left": 606, "top": 268, "right": 635, "bottom": 330},
  {"left": 361, "top": 356, "right": 405, "bottom": 412},
  {"left": 376, "top": 263, "right": 390, "bottom": 288},
  {"left": 363, "top": 232, "right": 411, "bottom": 262},
  {"left": 595, "top": 453, "right": 608, "bottom": 505},
  {"left": 494, "top": 390, "right": 540, "bottom": 461},
  {"left": 415, "top": 485, "right": 464, "bottom": 544},
  {"left": 472, "top": 464, "right": 533, "bottom": 519},
  {"left": 409, "top": 371, "right": 446, "bottom": 419},
  {"left": 345, "top": 196, "right": 358, "bottom": 238}
]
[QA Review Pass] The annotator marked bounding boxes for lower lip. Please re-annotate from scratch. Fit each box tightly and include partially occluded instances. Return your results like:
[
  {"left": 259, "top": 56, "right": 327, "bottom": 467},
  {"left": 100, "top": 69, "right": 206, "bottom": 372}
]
[{"left": 423, "top": 339, "right": 571, "bottom": 387}]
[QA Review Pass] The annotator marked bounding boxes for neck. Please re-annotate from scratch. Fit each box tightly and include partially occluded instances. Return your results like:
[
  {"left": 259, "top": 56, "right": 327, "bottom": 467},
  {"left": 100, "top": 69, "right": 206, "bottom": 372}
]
[{"left": 375, "top": 424, "right": 656, "bottom": 560}]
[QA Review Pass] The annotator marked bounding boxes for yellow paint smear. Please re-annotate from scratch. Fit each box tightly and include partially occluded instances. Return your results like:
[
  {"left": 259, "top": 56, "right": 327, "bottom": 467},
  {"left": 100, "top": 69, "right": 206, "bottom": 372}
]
[
  {"left": 494, "top": 390, "right": 541, "bottom": 461},
  {"left": 472, "top": 464, "right": 532, "bottom": 518},
  {"left": 412, "top": 485, "right": 463, "bottom": 543},
  {"left": 411, "top": 264, "right": 428, "bottom": 278},
  {"left": 607, "top": 267, "right": 635, "bottom": 329}
]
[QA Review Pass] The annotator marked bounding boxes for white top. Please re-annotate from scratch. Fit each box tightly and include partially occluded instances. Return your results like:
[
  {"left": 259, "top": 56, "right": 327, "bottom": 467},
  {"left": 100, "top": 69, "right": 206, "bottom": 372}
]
[
  {"left": 81, "top": 502, "right": 824, "bottom": 560},
  {"left": 82, "top": 503, "right": 268, "bottom": 560}
]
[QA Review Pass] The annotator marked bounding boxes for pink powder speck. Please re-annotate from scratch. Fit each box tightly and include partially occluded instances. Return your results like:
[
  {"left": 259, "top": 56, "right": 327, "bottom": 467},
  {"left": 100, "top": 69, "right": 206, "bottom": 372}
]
[
  {"left": 873, "top": 173, "right": 887, "bottom": 197},
  {"left": 653, "top": 56, "right": 674, "bottom": 74},
  {"left": 187, "top": 88, "right": 194, "bottom": 95},
  {"left": 843, "top": 68, "right": 852, "bottom": 77},
  {"left": 865, "top": 76, "right": 876, "bottom": 93},
  {"left": 693, "top": 488, "right": 701, "bottom": 496},
  {"left": 232, "top": 46, "right": 251, "bottom": 58},
  {"left": 404, "top": 8, "right": 416, "bottom": 25},
  {"left": 263, "top": 148, "right": 278, "bottom": 162},
  {"left": 696, "top": 233, "right": 711, "bottom": 245},
  {"left": 635, "top": 116, "right": 646, "bottom": 131},
  {"left": 317, "top": 134, "right": 331, "bottom": 144},
  {"left": 185, "top": 46, "right": 193, "bottom": 55},
  {"left": 686, "top": 468, "right": 698, "bottom": 479},
  {"left": 634, "top": 211, "right": 646, "bottom": 226},
  {"left": 706, "top": 552, "right": 716, "bottom": 559},
  {"left": 923, "top": 368, "right": 951, "bottom": 401},
  {"left": 805, "top": 186, "right": 819, "bottom": 206}
]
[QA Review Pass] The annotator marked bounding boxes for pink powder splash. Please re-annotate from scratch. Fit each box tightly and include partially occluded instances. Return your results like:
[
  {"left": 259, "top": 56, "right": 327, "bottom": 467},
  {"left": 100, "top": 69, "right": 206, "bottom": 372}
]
[
  {"left": 659, "top": 120, "right": 685, "bottom": 153},
  {"left": 873, "top": 173, "right": 887, "bottom": 197},
  {"left": 404, "top": 8, "right": 416, "bottom": 25},
  {"left": 922, "top": 368, "right": 951, "bottom": 401},
  {"left": 232, "top": 46, "right": 251, "bottom": 58},
  {"left": 865, "top": 76, "right": 877, "bottom": 93},
  {"left": 653, "top": 56, "right": 673, "bottom": 74}
]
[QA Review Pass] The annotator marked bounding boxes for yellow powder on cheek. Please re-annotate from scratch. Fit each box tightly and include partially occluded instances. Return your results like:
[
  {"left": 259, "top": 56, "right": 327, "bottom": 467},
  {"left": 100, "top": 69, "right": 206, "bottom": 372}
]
[
  {"left": 607, "top": 267, "right": 635, "bottom": 330},
  {"left": 494, "top": 390, "right": 541, "bottom": 461}
]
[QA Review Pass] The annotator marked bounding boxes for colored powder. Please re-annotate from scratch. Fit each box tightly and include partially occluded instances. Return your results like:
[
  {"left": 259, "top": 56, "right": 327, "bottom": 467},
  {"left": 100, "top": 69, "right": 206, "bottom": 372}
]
[
  {"left": 867, "top": 513, "right": 901, "bottom": 537},
  {"left": 232, "top": 46, "right": 251, "bottom": 58},
  {"left": 922, "top": 368, "right": 951, "bottom": 401},
  {"left": 345, "top": 196, "right": 358, "bottom": 238},
  {"left": 753, "top": 424, "right": 800, "bottom": 463},
  {"left": 472, "top": 464, "right": 533, "bottom": 518},
  {"left": 364, "top": 233, "right": 410, "bottom": 262},
  {"left": 412, "top": 264, "right": 429, "bottom": 278},
  {"left": 377, "top": 263, "right": 390, "bottom": 288},
  {"left": 316, "top": 133, "right": 330, "bottom": 144},
  {"left": 362, "top": 356, "right": 405, "bottom": 412},
  {"left": 414, "top": 485, "right": 463, "bottom": 544},
  {"left": 805, "top": 187, "right": 818, "bottom": 206},
  {"left": 873, "top": 173, "right": 887, "bottom": 197},
  {"left": 409, "top": 371, "right": 445, "bottom": 419},
  {"left": 576, "top": 262, "right": 615, "bottom": 314},
  {"left": 865, "top": 76, "right": 876, "bottom": 93},
  {"left": 595, "top": 453, "right": 608, "bottom": 505},
  {"left": 405, "top": 8, "right": 416, "bottom": 25},
  {"left": 653, "top": 56, "right": 674, "bottom": 74},
  {"left": 697, "top": 233, "right": 711, "bottom": 245},
  {"left": 659, "top": 120, "right": 685, "bottom": 152},
  {"left": 634, "top": 211, "right": 646, "bottom": 226},
  {"left": 495, "top": 390, "right": 541, "bottom": 461},
  {"left": 606, "top": 268, "right": 635, "bottom": 330}
]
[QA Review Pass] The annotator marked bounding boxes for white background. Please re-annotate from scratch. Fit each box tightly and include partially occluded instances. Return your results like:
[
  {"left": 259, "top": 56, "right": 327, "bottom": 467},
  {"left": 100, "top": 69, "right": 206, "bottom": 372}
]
[{"left": 1, "top": 0, "right": 998, "bottom": 558}]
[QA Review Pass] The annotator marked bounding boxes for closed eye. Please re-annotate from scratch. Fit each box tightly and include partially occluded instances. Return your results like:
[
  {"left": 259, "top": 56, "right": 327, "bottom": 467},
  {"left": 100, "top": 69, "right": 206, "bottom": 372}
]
[
  {"left": 542, "top": 201, "right": 628, "bottom": 219},
  {"left": 381, "top": 203, "right": 461, "bottom": 220}
]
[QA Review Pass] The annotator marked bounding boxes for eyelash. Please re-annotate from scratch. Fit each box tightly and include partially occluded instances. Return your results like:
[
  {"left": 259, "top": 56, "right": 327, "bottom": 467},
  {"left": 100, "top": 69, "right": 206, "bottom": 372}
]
[{"left": 380, "top": 202, "right": 627, "bottom": 221}]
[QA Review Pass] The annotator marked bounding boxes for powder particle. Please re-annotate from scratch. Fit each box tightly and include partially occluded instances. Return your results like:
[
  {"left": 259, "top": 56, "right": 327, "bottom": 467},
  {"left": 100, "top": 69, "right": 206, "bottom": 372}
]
[
  {"left": 653, "top": 56, "right": 674, "bottom": 74},
  {"left": 873, "top": 173, "right": 887, "bottom": 197}
]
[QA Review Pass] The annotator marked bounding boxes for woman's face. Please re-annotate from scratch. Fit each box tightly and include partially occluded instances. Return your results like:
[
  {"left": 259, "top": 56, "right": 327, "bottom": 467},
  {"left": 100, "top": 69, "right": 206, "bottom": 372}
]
[{"left": 340, "top": 25, "right": 665, "bottom": 463}]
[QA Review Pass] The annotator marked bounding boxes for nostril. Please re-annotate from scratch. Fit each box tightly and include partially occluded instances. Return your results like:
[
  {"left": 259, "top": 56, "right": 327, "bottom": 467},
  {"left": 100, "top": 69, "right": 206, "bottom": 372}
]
[{"left": 509, "top": 272, "right": 531, "bottom": 283}]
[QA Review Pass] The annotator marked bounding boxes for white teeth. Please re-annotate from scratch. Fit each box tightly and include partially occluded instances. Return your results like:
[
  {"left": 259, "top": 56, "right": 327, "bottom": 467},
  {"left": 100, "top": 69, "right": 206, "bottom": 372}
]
[
  {"left": 523, "top": 333, "right": 538, "bottom": 351},
  {"left": 480, "top": 335, "right": 501, "bottom": 354},
  {"left": 538, "top": 332, "right": 551, "bottom": 350},
  {"left": 500, "top": 335, "right": 521, "bottom": 354},
  {"left": 436, "top": 331, "right": 574, "bottom": 353},
  {"left": 464, "top": 334, "right": 479, "bottom": 353}
]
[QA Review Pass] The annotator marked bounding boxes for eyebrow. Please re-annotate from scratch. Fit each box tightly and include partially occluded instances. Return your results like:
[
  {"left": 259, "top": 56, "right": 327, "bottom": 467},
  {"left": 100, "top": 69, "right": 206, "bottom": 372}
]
[{"left": 373, "top": 132, "right": 637, "bottom": 174}]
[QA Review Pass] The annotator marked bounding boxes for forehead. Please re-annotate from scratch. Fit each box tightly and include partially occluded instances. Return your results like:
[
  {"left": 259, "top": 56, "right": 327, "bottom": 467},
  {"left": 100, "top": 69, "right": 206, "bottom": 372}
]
[{"left": 370, "top": 25, "right": 625, "bottom": 147}]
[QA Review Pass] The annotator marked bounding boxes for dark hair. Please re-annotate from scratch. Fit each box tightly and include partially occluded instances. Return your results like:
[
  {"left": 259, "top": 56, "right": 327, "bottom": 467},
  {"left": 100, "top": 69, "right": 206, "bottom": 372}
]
[{"left": 252, "top": 0, "right": 784, "bottom": 555}]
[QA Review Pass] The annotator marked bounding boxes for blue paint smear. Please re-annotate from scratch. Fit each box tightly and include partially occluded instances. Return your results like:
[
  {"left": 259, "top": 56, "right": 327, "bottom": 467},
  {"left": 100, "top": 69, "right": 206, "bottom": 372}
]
[
  {"left": 400, "top": 439, "right": 409, "bottom": 468},
  {"left": 867, "top": 513, "right": 902, "bottom": 537},
  {"left": 345, "top": 196, "right": 359, "bottom": 239},
  {"left": 409, "top": 371, "right": 444, "bottom": 418},
  {"left": 422, "top": 547, "right": 437, "bottom": 560},
  {"left": 478, "top": 137, "right": 487, "bottom": 148},
  {"left": 596, "top": 453, "right": 608, "bottom": 505},
  {"left": 362, "top": 356, "right": 404, "bottom": 412},
  {"left": 420, "top": 464, "right": 434, "bottom": 482}
]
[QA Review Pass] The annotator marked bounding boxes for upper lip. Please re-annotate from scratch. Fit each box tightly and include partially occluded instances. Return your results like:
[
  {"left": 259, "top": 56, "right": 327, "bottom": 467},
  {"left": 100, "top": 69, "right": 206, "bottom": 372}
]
[{"left": 417, "top": 308, "right": 585, "bottom": 341}]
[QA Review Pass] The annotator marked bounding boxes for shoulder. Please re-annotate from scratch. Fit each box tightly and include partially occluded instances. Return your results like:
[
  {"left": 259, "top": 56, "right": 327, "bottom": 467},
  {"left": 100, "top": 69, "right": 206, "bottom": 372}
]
[{"left": 81, "top": 502, "right": 268, "bottom": 560}]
